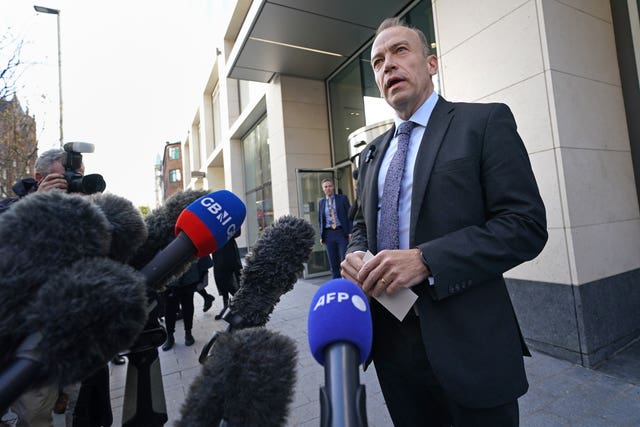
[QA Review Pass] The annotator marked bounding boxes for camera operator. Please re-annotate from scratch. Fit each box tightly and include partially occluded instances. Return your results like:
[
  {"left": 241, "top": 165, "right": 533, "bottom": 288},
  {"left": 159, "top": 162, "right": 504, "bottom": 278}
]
[
  {"left": 0, "top": 146, "right": 107, "bottom": 426},
  {"left": 0, "top": 145, "right": 105, "bottom": 214},
  {"left": 34, "top": 147, "right": 85, "bottom": 193},
  {"left": 0, "top": 148, "right": 73, "bottom": 214}
]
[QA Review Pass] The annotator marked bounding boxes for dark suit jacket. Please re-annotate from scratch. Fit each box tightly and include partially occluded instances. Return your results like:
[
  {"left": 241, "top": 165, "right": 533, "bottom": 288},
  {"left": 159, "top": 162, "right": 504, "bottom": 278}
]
[
  {"left": 348, "top": 96, "right": 547, "bottom": 409},
  {"left": 318, "top": 193, "right": 352, "bottom": 242}
]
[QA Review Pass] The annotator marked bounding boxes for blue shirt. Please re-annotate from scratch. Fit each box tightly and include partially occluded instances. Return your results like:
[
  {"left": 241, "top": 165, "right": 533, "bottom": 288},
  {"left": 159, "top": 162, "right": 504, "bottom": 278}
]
[{"left": 377, "top": 91, "right": 439, "bottom": 250}]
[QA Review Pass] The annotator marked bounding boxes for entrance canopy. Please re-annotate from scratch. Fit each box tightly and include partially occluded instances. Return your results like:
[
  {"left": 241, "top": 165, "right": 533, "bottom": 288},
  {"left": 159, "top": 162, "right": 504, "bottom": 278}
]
[{"left": 227, "top": 0, "right": 414, "bottom": 82}]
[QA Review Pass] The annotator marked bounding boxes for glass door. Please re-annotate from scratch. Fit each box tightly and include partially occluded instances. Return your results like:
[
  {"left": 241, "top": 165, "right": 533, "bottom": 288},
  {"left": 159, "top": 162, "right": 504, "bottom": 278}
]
[{"left": 297, "top": 169, "right": 335, "bottom": 278}]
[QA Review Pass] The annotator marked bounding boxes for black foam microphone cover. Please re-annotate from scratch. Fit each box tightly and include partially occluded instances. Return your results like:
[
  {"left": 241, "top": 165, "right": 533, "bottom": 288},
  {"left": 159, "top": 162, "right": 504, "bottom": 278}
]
[
  {"left": 177, "top": 328, "right": 297, "bottom": 427},
  {"left": 17, "top": 257, "right": 148, "bottom": 386},
  {"left": 91, "top": 193, "right": 148, "bottom": 263},
  {"left": 129, "top": 189, "right": 207, "bottom": 271},
  {"left": 228, "top": 215, "right": 315, "bottom": 328},
  {"left": 0, "top": 192, "right": 112, "bottom": 352}
]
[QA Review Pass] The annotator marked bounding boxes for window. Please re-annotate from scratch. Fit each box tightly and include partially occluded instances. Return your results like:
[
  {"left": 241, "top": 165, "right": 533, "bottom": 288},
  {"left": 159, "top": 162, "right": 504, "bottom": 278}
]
[
  {"left": 168, "top": 146, "right": 180, "bottom": 160},
  {"left": 212, "top": 89, "right": 222, "bottom": 150},
  {"left": 242, "top": 116, "right": 272, "bottom": 244},
  {"left": 168, "top": 169, "right": 182, "bottom": 183}
]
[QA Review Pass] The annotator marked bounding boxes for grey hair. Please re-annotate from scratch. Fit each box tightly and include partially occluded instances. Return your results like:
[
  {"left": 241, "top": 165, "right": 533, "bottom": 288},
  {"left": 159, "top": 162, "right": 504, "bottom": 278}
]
[
  {"left": 375, "top": 17, "right": 431, "bottom": 57},
  {"left": 35, "top": 148, "right": 65, "bottom": 175}
]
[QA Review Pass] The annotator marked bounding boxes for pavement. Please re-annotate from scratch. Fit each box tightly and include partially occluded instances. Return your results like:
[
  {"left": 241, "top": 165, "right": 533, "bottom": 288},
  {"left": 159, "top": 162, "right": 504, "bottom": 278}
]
[{"left": 53, "top": 275, "right": 640, "bottom": 426}]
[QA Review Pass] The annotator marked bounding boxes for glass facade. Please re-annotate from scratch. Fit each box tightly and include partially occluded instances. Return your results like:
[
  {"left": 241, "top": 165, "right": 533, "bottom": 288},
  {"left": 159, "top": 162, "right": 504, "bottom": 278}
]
[{"left": 242, "top": 116, "right": 272, "bottom": 245}]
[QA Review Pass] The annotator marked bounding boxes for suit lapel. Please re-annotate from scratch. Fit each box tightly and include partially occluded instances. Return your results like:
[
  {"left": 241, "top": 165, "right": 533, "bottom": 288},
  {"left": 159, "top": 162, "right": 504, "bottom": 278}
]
[{"left": 410, "top": 97, "right": 455, "bottom": 245}]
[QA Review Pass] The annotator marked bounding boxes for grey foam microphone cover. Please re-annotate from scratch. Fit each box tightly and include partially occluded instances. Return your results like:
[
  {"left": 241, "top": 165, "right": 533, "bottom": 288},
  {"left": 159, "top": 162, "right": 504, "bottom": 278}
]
[
  {"left": 19, "top": 257, "right": 148, "bottom": 386},
  {"left": 228, "top": 215, "right": 316, "bottom": 328},
  {"left": 91, "top": 193, "right": 148, "bottom": 263},
  {"left": 177, "top": 328, "right": 297, "bottom": 427},
  {"left": 0, "top": 192, "right": 112, "bottom": 353}
]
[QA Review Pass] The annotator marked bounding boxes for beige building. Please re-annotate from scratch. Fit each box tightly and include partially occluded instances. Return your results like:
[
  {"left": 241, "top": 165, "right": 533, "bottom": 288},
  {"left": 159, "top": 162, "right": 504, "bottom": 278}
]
[{"left": 180, "top": 0, "right": 640, "bottom": 368}]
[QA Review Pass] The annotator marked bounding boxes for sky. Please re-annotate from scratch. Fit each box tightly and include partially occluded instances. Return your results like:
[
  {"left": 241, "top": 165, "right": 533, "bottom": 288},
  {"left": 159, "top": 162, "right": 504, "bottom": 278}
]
[{"left": 1, "top": 0, "right": 222, "bottom": 207}]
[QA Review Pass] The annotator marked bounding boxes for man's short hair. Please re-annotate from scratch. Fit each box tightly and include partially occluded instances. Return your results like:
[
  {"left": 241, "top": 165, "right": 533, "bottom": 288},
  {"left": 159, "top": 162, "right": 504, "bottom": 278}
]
[
  {"left": 375, "top": 17, "right": 431, "bottom": 57},
  {"left": 321, "top": 178, "right": 334, "bottom": 185},
  {"left": 35, "top": 148, "right": 65, "bottom": 175}
]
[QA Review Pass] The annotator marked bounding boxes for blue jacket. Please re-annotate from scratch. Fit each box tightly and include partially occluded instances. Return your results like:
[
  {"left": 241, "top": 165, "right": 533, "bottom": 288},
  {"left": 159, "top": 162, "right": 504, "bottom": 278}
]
[{"left": 317, "top": 193, "right": 352, "bottom": 241}]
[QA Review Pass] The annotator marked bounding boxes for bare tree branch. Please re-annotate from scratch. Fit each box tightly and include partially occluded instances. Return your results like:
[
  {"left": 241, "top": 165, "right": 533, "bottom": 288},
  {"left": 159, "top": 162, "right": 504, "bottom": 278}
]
[{"left": 0, "top": 30, "right": 37, "bottom": 198}]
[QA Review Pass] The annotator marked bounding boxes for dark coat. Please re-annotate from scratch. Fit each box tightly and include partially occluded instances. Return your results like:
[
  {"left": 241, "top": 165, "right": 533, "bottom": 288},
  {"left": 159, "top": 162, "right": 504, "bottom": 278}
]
[
  {"left": 169, "top": 255, "right": 213, "bottom": 289},
  {"left": 348, "top": 96, "right": 547, "bottom": 408},
  {"left": 212, "top": 238, "right": 242, "bottom": 295},
  {"left": 0, "top": 178, "right": 37, "bottom": 214}
]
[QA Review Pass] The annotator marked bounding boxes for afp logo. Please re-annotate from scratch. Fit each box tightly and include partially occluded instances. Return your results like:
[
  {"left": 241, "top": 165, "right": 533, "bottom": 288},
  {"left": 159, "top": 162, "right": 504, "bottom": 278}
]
[{"left": 313, "top": 289, "right": 368, "bottom": 313}]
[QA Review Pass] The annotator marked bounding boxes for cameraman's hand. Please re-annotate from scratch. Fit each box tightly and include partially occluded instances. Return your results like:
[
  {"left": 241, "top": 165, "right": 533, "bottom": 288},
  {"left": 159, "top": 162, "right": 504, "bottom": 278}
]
[{"left": 37, "top": 173, "right": 68, "bottom": 192}]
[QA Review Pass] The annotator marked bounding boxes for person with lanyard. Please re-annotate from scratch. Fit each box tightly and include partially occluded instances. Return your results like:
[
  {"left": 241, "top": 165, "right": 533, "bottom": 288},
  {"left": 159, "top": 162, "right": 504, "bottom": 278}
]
[{"left": 317, "top": 178, "right": 352, "bottom": 279}]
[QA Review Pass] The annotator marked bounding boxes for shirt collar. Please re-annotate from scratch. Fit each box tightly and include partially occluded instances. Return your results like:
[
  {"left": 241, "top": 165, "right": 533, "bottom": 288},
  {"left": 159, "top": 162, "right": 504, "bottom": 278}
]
[{"left": 393, "top": 91, "right": 439, "bottom": 136}]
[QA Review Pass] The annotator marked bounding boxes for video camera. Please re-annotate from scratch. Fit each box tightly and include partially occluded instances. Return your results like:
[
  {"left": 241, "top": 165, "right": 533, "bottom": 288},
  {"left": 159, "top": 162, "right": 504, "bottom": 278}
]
[{"left": 62, "top": 142, "right": 106, "bottom": 194}]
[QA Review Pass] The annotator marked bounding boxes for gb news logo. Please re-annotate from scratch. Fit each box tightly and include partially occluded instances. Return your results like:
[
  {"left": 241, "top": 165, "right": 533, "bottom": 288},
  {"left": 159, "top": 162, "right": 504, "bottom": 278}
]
[
  {"left": 200, "top": 196, "right": 238, "bottom": 239},
  {"left": 313, "top": 288, "right": 368, "bottom": 313}
]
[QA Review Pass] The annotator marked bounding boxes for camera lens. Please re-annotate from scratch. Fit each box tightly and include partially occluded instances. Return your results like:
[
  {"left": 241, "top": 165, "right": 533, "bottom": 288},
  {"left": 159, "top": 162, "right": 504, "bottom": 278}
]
[
  {"left": 65, "top": 172, "right": 106, "bottom": 194},
  {"left": 80, "top": 174, "right": 106, "bottom": 194}
]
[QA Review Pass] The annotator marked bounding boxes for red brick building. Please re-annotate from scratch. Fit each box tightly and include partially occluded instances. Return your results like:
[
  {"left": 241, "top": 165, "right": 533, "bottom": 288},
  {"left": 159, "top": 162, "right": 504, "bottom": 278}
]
[
  {"left": 0, "top": 96, "right": 37, "bottom": 198},
  {"left": 160, "top": 141, "right": 183, "bottom": 201}
]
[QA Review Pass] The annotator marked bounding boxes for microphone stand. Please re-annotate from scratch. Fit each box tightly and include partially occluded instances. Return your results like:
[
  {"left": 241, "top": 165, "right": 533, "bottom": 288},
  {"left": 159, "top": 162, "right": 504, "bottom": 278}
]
[
  {"left": 0, "top": 334, "right": 44, "bottom": 413},
  {"left": 319, "top": 343, "right": 368, "bottom": 427},
  {"left": 198, "top": 310, "right": 244, "bottom": 364},
  {"left": 121, "top": 291, "right": 168, "bottom": 427}
]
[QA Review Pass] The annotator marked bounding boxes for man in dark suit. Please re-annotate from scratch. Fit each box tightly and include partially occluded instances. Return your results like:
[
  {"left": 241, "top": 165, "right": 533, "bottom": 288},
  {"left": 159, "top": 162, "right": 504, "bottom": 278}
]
[
  {"left": 341, "top": 17, "right": 547, "bottom": 426},
  {"left": 318, "top": 178, "right": 352, "bottom": 278}
]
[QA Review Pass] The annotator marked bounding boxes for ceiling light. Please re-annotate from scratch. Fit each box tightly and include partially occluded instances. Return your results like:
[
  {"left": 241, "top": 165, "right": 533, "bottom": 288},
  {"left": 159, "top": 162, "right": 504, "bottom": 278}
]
[{"left": 249, "top": 37, "right": 343, "bottom": 57}]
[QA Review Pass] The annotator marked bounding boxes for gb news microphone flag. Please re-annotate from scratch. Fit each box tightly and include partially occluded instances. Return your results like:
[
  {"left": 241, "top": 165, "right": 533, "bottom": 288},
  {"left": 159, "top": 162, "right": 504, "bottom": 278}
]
[{"left": 175, "top": 190, "right": 246, "bottom": 257}]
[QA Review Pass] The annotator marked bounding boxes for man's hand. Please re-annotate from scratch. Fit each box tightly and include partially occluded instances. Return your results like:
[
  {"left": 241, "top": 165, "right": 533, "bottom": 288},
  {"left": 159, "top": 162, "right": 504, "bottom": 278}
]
[
  {"left": 341, "top": 251, "right": 365, "bottom": 284},
  {"left": 357, "top": 249, "right": 430, "bottom": 297},
  {"left": 37, "top": 174, "right": 68, "bottom": 192}
]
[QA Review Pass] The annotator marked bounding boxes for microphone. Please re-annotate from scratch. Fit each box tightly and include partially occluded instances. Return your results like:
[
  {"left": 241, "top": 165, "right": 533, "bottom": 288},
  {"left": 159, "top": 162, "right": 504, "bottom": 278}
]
[
  {"left": 128, "top": 189, "right": 208, "bottom": 271},
  {"left": 364, "top": 145, "right": 376, "bottom": 163},
  {"left": 177, "top": 328, "right": 297, "bottom": 427},
  {"left": 308, "top": 279, "right": 373, "bottom": 427},
  {"left": 0, "top": 257, "right": 148, "bottom": 412},
  {"left": 0, "top": 192, "right": 113, "bottom": 353},
  {"left": 121, "top": 190, "right": 245, "bottom": 427},
  {"left": 90, "top": 193, "right": 148, "bottom": 263},
  {"left": 224, "top": 215, "right": 315, "bottom": 329},
  {"left": 137, "top": 190, "right": 246, "bottom": 290}
]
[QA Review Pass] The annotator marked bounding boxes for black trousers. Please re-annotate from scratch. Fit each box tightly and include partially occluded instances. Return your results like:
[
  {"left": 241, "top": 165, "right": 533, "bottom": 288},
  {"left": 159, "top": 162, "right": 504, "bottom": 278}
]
[
  {"left": 372, "top": 309, "right": 519, "bottom": 427},
  {"left": 72, "top": 365, "right": 112, "bottom": 427},
  {"left": 164, "top": 284, "right": 196, "bottom": 335}
]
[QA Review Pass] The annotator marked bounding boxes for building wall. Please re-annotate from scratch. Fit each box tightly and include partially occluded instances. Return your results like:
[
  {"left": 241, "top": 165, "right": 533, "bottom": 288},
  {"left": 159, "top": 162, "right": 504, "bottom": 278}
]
[
  {"left": 0, "top": 97, "right": 37, "bottom": 198},
  {"left": 434, "top": 0, "right": 640, "bottom": 366},
  {"left": 267, "top": 75, "right": 332, "bottom": 218}
]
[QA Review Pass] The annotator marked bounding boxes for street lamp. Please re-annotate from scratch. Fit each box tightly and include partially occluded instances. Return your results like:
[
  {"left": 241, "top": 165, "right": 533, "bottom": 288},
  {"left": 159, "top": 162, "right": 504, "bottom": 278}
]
[{"left": 34, "top": 5, "right": 63, "bottom": 147}]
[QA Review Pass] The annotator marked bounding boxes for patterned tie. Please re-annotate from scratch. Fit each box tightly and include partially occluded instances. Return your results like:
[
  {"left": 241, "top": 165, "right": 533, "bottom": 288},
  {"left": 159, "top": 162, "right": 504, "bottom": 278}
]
[
  {"left": 378, "top": 120, "right": 417, "bottom": 251},
  {"left": 328, "top": 197, "right": 337, "bottom": 229}
]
